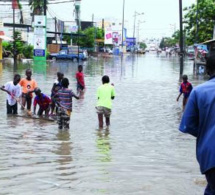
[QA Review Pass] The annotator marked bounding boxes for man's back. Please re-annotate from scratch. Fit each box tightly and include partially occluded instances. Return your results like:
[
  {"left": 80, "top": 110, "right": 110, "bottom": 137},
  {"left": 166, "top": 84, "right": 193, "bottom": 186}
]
[
  {"left": 180, "top": 77, "right": 215, "bottom": 173},
  {"left": 97, "top": 83, "right": 115, "bottom": 109}
]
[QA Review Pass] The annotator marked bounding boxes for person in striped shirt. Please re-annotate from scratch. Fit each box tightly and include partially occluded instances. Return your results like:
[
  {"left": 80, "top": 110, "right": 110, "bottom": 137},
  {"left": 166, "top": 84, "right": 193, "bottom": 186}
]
[{"left": 55, "top": 78, "right": 79, "bottom": 129}]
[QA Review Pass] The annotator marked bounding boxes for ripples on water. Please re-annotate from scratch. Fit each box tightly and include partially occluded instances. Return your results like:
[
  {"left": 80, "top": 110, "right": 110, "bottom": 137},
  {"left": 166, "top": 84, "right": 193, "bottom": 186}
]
[{"left": 0, "top": 53, "right": 207, "bottom": 194}]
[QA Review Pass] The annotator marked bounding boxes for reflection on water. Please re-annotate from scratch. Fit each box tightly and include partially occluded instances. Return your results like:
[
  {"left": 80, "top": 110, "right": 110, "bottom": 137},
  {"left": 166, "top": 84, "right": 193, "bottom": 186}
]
[
  {"left": 96, "top": 130, "right": 111, "bottom": 163},
  {"left": 0, "top": 53, "right": 207, "bottom": 194}
]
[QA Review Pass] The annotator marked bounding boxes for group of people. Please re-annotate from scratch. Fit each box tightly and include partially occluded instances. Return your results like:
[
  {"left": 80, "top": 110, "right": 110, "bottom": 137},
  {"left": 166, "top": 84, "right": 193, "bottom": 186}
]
[{"left": 0, "top": 64, "right": 115, "bottom": 130}]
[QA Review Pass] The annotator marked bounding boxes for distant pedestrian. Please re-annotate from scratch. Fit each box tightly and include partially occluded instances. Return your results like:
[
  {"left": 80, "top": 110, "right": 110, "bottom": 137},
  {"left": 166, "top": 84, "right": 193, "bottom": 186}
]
[
  {"left": 176, "top": 74, "right": 193, "bottom": 108},
  {"left": 179, "top": 56, "right": 215, "bottom": 195},
  {"left": 55, "top": 78, "right": 79, "bottom": 129},
  {"left": 76, "top": 65, "right": 85, "bottom": 94},
  {"left": 96, "top": 75, "right": 115, "bottom": 129},
  {"left": 19, "top": 69, "right": 37, "bottom": 111},
  {"left": 0, "top": 74, "right": 22, "bottom": 114}
]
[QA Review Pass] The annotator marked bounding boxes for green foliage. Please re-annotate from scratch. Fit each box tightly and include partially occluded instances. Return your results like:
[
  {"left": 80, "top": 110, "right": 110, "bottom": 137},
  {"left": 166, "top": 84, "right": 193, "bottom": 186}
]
[
  {"left": 14, "top": 31, "right": 24, "bottom": 56},
  {"left": 22, "top": 45, "right": 33, "bottom": 58},
  {"left": 29, "top": 0, "right": 48, "bottom": 15},
  {"left": 140, "top": 42, "right": 147, "bottom": 49},
  {"left": 184, "top": 0, "right": 215, "bottom": 45},
  {"left": 159, "top": 30, "right": 180, "bottom": 48},
  {"left": 2, "top": 31, "right": 34, "bottom": 59},
  {"left": 72, "top": 27, "right": 104, "bottom": 49},
  {"left": 63, "top": 34, "right": 71, "bottom": 45}
]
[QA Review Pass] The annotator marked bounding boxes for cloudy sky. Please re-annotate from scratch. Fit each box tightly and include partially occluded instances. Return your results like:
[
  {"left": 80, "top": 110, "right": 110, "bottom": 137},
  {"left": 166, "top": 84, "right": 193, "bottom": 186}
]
[{"left": 49, "top": 0, "right": 196, "bottom": 39}]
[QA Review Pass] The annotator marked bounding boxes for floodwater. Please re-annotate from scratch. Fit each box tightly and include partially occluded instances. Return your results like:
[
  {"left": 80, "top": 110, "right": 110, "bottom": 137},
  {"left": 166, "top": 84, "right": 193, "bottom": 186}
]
[{"left": 0, "top": 52, "right": 208, "bottom": 195}]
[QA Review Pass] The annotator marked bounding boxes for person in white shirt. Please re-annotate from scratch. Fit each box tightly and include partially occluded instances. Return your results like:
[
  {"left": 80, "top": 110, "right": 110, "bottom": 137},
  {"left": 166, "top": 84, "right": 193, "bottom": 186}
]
[{"left": 0, "top": 74, "right": 22, "bottom": 114}]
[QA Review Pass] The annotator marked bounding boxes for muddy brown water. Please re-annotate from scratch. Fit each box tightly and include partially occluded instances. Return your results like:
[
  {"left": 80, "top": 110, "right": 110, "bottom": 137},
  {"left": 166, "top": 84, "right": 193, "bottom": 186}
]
[{"left": 0, "top": 53, "right": 208, "bottom": 194}]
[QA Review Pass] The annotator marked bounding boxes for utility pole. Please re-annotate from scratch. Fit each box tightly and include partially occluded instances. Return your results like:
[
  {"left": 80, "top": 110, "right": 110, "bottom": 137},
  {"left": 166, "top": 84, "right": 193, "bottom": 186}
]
[
  {"left": 55, "top": 17, "right": 57, "bottom": 44},
  {"left": 179, "top": 0, "right": 184, "bottom": 76},
  {"left": 121, "top": 0, "right": 125, "bottom": 55},
  {"left": 132, "top": 11, "right": 144, "bottom": 53},
  {"left": 75, "top": 0, "right": 81, "bottom": 63},
  {"left": 133, "top": 12, "right": 136, "bottom": 52},
  {"left": 13, "top": 7, "right": 17, "bottom": 66},
  {"left": 196, "top": 0, "right": 199, "bottom": 43}
]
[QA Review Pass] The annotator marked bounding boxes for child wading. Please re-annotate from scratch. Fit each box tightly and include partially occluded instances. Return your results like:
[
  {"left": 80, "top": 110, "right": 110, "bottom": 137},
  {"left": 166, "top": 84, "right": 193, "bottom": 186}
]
[
  {"left": 177, "top": 75, "right": 193, "bottom": 108},
  {"left": 76, "top": 65, "right": 85, "bottom": 94},
  {"left": 0, "top": 74, "right": 22, "bottom": 114},
  {"left": 50, "top": 72, "right": 64, "bottom": 115},
  {"left": 55, "top": 78, "right": 79, "bottom": 129},
  {"left": 19, "top": 69, "right": 38, "bottom": 111},
  {"left": 33, "top": 88, "right": 52, "bottom": 116},
  {"left": 96, "top": 75, "right": 115, "bottom": 129}
]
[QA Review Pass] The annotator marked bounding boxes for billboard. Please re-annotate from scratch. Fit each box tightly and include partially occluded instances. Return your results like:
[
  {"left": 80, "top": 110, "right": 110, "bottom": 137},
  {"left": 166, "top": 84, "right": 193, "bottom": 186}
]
[
  {"left": 105, "top": 28, "right": 127, "bottom": 45},
  {"left": 105, "top": 27, "right": 112, "bottom": 44}
]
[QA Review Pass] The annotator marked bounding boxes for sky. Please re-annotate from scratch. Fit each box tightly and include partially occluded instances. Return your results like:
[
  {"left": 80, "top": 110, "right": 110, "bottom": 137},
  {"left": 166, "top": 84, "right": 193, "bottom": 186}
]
[{"left": 49, "top": 0, "right": 196, "bottom": 40}]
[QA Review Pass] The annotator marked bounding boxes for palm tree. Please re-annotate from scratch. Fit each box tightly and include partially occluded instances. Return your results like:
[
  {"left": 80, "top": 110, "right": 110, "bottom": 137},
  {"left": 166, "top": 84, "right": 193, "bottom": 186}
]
[{"left": 29, "top": 0, "right": 48, "bottom": 22}]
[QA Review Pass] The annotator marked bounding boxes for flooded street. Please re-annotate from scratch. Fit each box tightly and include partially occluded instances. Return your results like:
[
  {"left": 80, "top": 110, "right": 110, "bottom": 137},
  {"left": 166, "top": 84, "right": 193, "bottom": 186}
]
[{"left": 0, "top": 52, "right": 207, "bottom": 194}]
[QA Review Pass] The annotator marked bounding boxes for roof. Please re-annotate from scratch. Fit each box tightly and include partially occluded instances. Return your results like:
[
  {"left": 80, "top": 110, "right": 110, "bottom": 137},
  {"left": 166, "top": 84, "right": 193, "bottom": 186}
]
[{"left": 202, "top": 39, "right": 215, "bottom": 44}]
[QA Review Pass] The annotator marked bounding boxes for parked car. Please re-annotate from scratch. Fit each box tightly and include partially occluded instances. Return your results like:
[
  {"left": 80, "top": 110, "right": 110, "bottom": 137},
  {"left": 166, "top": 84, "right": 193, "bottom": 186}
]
[
  {"left": 106, "top": 48, "right": 113, "bottom": 54},
  {"left": 137, "top": 48, "right": 145, "bottom": 54},
  {"left": 49, "top": 50, "right": 87, "bottom": 61}
]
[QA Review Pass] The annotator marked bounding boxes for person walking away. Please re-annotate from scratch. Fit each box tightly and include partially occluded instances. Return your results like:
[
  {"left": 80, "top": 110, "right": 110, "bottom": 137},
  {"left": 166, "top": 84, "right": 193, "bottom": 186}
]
[
  {"left": 55, "top": 78, "right": 79, "bottom": 129},
  {"left": 76, "top": 65, "right": 85, "bottom": 95},
  {"left": 33, "top": 88, "right": 52, "bottom": 116},
  {"left": 96, "top": 75, "right": 115, "bottom": 129},
  {"left": 179, "top": 56, "right": 215, "bottom": 195},
  {"left": 19, "top": 69, "right": 37, "bottom": 111},
  {"left": 0, "top": 74, "right": 22, "bottom": 114},
  {"left": 176, "top": 74, "right": 193, "bottom": 109},
  {"left": 50, "top": 72, "right": 64, "bottom": 115}
]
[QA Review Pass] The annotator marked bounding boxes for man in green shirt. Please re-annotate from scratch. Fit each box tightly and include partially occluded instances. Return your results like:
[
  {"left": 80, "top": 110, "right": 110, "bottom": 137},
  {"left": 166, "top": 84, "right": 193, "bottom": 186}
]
[{"left": 96, "top": 75, "right": 115, "bottom": 129}]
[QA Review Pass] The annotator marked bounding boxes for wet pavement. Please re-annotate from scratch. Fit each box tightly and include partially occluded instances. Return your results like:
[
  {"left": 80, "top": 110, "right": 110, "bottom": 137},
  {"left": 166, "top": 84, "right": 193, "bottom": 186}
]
[{"left": 0, "top": 52, "right": 208, "bottom": 194}]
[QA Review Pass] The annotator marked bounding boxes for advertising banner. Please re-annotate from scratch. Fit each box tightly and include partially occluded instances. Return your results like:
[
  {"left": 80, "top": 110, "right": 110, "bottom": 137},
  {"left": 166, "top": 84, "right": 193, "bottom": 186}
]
[
  {"left": 105, "top": 27, "right": 113, "bottom": 44},
  {"left": 34, "top": 34, "right": 46, "bottom": 57}
]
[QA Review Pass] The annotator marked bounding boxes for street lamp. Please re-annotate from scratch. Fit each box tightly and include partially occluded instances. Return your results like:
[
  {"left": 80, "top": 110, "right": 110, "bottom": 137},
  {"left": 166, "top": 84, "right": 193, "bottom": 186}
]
[
  {"left": 137, "top": 20, "right": 145, "bottom": 45},
  {"left": 121, "top": 0, "right": 125, "bottom": 55},
  {"left": 133, "top": 11, "right": 144, "bottom": 52}
]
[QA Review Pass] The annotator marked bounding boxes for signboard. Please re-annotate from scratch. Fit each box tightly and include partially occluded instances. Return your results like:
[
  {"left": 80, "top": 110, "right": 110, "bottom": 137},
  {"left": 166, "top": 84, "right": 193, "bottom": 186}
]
[
  {"left": 47, "top": 18, "right": 55, "bottom": 37},
  {"left": 34, "top": 35, "right": 45, "bottom": 50},
  {"left": 34, "top": 49, "right": 45, "bottom": 57},
  {"left": 34, "top": 15, "right": 46, "bottom": 27},
  {"left": 34, "top": 27, "right": 45, "bottom": 35},
  {"left": 105, "top": 27, "right": 113, "bottom": 44}
]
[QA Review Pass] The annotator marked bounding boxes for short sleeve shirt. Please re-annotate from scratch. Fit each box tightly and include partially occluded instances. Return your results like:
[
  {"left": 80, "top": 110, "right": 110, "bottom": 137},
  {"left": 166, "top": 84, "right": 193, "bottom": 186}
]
[
  {"left": 56, "top": 88, "right": 75, "bottom": 111},
  {"left": 19, "top": 78, "right": 37, "bottom": 96},
  {"left": 4, "top": 81, "right": 22, "bottom": 106},
  {"left": 33, "top": 94, "right": 51, "bottom": 110},
  {"left": 76, "top": 72, "right": 85, "bottom": 87},
  {"left": 179, "top": 77, "right": 215, "bottom": 173},
  {"left": 97, "top": 83, "right": 115, "bottom": 109}
]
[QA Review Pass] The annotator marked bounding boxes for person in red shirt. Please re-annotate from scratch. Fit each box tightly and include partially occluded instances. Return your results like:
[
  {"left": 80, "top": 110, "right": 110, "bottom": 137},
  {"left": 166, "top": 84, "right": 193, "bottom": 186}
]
[
  {"left": 33, "top": 88, "right": 51, "bottom": 116},
  {"left": 176, "top": 74, "right": 193, "bottom": 109},
  {"left": 76, "top": 65, "right": 85, "bottom": 94}
]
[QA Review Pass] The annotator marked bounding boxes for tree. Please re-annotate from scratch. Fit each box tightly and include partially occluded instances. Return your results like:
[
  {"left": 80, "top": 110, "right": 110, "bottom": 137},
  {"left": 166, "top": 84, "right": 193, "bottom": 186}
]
[
  {"left": 72, "top": 27, "right": 104, "bottom": 49},
  {"left": 184, "top": 0, "right": 215, "bottom": 45},
  {"left": 29, "top": 0, "right": 48, "bottom": 15},
  {"left": 139, "top": 42, "right": 147, "bottom": 49}
]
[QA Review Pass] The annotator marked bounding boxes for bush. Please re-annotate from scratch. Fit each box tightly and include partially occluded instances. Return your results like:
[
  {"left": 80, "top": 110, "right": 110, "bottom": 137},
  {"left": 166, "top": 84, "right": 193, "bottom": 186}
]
[{"left": 23, "top": 44, "right": 33, "bottom": 59}]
